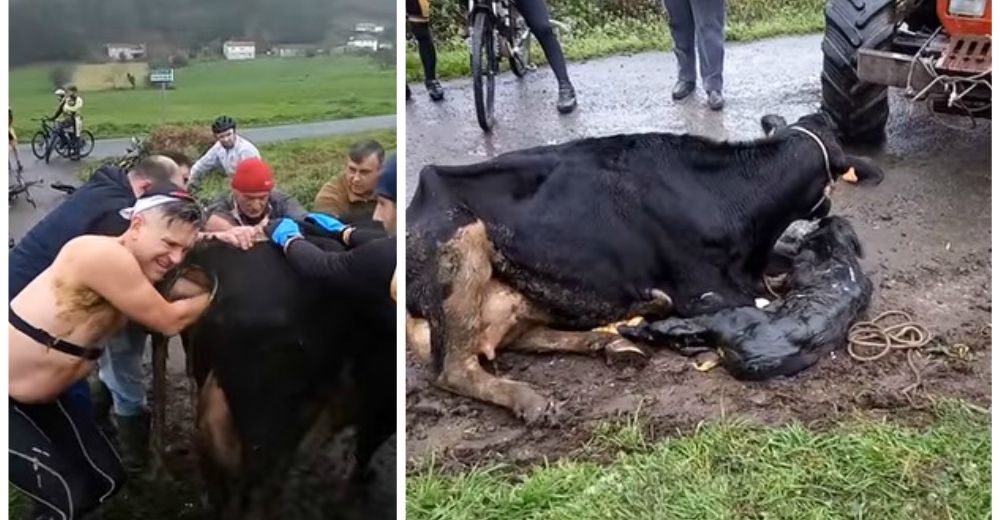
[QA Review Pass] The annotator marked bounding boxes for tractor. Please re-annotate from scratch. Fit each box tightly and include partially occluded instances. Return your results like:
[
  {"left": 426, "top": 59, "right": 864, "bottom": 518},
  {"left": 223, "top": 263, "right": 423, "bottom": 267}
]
[{"left": 821, "top": 0, "right": 991, "bottom": 143}]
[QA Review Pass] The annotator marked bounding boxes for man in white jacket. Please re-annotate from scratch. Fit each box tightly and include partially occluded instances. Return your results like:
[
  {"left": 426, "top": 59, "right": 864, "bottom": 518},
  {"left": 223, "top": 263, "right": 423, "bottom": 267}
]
[{"left": 187, "top": 115, "right": 261, "bottom": 187}]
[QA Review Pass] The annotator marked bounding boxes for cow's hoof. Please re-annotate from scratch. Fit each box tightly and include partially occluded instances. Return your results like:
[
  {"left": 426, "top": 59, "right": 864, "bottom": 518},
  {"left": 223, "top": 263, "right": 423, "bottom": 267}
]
[
  {"left": 693, "top": 351, "right": 721, "bottom": 372},
  {"left": 514, "top": 389, "right": 560, "bottom": 426},
  {"left": 604, "top": 337, "right": 648, "bottom": 367}
]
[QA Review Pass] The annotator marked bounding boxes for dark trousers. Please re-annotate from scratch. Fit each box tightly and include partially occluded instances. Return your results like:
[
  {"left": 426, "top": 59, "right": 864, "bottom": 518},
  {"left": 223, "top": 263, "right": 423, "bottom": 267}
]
[
  {"left": 10, "top": 394, "right": 127, "bottom": 519},
  {"left": 663, "top": 0, "right": 726, "bottom": 92}
]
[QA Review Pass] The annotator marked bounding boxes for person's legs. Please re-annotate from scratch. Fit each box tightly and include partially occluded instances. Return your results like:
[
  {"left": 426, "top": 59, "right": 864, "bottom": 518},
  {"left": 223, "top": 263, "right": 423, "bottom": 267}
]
[
  {"left": 691, "top": 0, "right": 726, "bottom": 108},
  {"left": 410, "top": 22, "right": 444, "bottom": 101},
  {"left": 97, "top": 323, "right": 151, "bottom": 472},
  {"left": 663, "top": 0, "right": 697, "bottom": 95},
  {"left": 10, "top": 394, "right": 126, "bottom": 519},
  {"left": 513, "top": 0, "right": 577, "bottom": 113},
  {"left": 407, "top": 0, "right": 444, "bottom": 101}
]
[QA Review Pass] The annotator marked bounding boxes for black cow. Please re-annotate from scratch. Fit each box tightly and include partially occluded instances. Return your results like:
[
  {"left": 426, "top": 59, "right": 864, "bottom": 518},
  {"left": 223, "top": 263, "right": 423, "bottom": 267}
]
[
  {"left": 405, "top": 112, "right": 882, "bottom": 423},
  {"left": 176, "top": 230, "right": 395, "bottom": 520},
  {"left": 619, "top": 216, "right": 873, "bottom": 380}
]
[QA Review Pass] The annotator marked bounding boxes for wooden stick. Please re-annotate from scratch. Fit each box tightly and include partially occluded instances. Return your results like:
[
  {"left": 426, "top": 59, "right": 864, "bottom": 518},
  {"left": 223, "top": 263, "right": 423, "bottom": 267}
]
[{"left": 150, "top": 332, "right": 169, "bottom": 479}]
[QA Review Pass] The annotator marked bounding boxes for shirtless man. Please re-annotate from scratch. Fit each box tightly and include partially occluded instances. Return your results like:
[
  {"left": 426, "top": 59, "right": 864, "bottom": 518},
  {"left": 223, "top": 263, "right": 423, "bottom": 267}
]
[{"left": 10, "top": 187, "right": 212, "bottom": 519}]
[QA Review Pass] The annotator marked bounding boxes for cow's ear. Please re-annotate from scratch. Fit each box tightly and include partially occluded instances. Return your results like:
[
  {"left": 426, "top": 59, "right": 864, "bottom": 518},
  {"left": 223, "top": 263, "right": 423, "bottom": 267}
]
[
  {"left": 839, "top": 155, "right": 884, "bottom": 186},
  {"left": 760, "top": 115, "right": 787, "bottom": 137}
]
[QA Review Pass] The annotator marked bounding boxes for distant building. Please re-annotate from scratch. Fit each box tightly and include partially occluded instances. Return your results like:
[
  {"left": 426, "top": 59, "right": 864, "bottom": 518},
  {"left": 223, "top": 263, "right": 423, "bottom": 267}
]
[
  {"left": 273, "top": 44, "right": 315, "bottom": 58},
  {"left": 346, "top": 37, "right": 380, "bottom": 52},
  {"left": 105, "top": 43, "right": 146, "bottom": 61},
  {"left": 223, "top": 41, "right": 256, "bottom": 60},
  {"left": 354, "top": 22, "right": 385, "bottom": 34}
]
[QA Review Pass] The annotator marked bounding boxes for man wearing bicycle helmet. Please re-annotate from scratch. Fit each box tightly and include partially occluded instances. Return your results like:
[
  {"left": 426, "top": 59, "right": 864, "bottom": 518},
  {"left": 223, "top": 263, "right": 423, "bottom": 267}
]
[
  {"left": 406, "top": 0, "right": 445, "bottom": 102},
  {"left": 187, "top": 115, "right": 261, "bottom": 187},
  {"left": 51, "top": 86, "right": 85, "bottom": 146}
]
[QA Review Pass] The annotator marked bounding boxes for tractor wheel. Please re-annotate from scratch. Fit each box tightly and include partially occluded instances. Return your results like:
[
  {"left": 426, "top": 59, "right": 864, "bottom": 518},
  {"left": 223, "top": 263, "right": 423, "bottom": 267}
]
[{"left": 821, "top": 0, "right": 895, "bottom": 144}]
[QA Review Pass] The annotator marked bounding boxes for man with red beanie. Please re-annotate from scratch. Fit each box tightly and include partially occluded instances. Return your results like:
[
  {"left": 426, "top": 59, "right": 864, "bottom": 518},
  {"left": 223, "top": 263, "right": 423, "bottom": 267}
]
[{"left": 203, "top": 157, "right": 307, "bottom": 249}]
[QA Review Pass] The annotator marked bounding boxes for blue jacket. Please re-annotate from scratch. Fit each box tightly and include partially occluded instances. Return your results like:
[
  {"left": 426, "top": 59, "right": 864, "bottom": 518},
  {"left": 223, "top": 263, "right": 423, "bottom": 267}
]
[{"left": 9, "top": 165, "right": 136, "bottom": 300}]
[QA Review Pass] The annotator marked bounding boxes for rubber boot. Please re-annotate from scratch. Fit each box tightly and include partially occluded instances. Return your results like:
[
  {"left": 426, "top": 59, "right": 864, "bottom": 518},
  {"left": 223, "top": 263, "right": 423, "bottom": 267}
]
[
  {"left": 89, "top": 376, "right": 116, "bottom": 439},
  {"left": 115, "top": 410, "right": 151, "bottom": 473}
]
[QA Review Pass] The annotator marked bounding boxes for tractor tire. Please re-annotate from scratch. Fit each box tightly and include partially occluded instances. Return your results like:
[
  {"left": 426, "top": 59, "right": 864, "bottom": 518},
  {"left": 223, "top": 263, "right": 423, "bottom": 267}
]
[{"left": 821, "top": 0, "right": 896, "bottom": 144}]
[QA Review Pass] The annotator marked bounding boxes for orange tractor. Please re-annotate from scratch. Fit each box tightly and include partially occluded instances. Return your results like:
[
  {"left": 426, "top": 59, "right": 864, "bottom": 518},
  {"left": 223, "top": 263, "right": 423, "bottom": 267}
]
[{"left": 821, "top": 0, "right": 991, "bottom": 142}]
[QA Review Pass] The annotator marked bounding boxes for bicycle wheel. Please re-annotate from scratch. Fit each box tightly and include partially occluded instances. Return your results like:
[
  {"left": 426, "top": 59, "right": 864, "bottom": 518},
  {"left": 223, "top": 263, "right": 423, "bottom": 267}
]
[
  {"left": 471, "top": 10, "right": 497, "bottom": 132},
  {"left": 508, "top": 7, "right": 532, "bottom": 78},
  {"left": 74, "top": 131, "right": 95, "bottom": 159},
  {"left": 55, "top": 134, "right": 71, "bottom": 158},
  {"left": 30, "top": 131, "right": 47, "bottom": 159}
]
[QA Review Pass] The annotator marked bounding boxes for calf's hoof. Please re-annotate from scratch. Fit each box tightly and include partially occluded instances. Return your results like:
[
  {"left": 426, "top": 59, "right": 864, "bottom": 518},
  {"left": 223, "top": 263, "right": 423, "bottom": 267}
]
[{"left": 603, "top": 337, "right": 648, "bottom": 367}]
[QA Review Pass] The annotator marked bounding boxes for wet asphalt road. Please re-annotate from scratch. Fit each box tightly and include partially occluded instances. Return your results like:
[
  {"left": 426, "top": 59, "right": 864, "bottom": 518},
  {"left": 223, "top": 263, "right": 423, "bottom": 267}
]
[
  {"left": 8, "top": 114, "right": 396, "bottom": 242},
  {"left": 404, "top": 34, "right": 990, "bottom": 202}
]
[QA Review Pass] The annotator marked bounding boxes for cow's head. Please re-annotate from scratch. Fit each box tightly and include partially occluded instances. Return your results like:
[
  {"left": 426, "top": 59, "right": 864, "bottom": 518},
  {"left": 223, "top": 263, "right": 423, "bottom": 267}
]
[{"left": 762, "top": 112, "right": 885, "bottom": 187}]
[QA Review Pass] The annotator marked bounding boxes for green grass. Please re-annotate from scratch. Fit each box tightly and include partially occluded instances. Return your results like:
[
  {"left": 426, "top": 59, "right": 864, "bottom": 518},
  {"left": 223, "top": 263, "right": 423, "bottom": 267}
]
[
  {"left": 407, "top": 401, "right": 991, "bottom": 520},
  {"left": 406, "top": 0, "right": 824, "bottom": 82},
  {"left": 10, "top": 56, "right": 395, "bottom": 139}
]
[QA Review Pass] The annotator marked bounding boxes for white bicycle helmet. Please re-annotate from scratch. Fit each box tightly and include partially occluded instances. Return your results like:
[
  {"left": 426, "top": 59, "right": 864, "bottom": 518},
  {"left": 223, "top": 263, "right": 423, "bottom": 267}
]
[{"left": 54, "top": 88, "right": 66, "bottom": 97}]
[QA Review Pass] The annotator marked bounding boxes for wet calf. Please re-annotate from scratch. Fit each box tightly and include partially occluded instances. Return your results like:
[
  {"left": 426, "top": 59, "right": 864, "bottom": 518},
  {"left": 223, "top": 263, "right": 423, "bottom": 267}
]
[{"left": 619, "top": 217, "right": 872, "bottom": 379}]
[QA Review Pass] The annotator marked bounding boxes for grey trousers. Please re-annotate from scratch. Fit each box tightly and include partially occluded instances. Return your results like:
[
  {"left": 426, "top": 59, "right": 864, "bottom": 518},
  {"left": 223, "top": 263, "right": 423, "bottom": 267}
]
[
  {"left": 663, "top": 0, "right": 726, "bottom": 92},
  {"left": 97, "top": 322, "right": 149, "bottom": 416}
]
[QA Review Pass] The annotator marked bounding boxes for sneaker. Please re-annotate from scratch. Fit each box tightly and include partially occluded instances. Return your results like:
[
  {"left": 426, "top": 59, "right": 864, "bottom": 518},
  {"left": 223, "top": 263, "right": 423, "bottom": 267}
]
[
  {"left": 426, "top": 80, "right": 444, "bottom": 102},
  {"left": 707, "top": 90, "right": 725, "bottom": 111},
  {"left": 671, "top": 80, "right": 696, "bottom": 100},
  {"left": 557, "top": 82, "right": 577, "bottom": 114}
]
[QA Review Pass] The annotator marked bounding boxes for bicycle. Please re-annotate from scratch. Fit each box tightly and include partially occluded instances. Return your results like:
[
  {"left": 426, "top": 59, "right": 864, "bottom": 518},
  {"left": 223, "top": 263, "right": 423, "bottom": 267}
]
[
  {"left": 9, "top": 157, "right": 41, "bottom": 208},
  {"left": 31, "top": 118, "right": 95, "bottom": 163},
  {"left": 468, "top": 0, "right": 534, "bottom": 132}
]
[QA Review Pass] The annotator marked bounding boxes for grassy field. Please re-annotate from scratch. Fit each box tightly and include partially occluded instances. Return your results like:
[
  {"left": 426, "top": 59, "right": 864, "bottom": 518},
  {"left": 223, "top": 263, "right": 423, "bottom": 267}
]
[
  {"left": 10, "top": 56, "right": 395, "bottom": 139},
  {"left": 406, "top": 0, "right": 824, "bottom": 82},
  {"left": 408, "top": 401, "right": 991, "bottom": 520}
]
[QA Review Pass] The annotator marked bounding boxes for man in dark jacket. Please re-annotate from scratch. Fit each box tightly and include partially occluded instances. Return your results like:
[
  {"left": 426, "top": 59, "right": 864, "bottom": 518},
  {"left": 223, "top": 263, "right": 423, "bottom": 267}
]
[{"left": 267, "top": 155, "right": 397, "bottom": 481}]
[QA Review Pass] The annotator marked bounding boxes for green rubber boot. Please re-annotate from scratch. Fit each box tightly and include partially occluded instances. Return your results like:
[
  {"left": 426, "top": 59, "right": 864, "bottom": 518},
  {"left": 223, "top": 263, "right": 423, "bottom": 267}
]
[{"left": 115, "top": 410, "right": 151, "bottom": 474}]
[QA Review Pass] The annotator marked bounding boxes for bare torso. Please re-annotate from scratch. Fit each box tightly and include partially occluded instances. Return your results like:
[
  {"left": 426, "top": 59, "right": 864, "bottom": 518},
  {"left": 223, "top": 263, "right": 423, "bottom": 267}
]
[{"left": 9, "top": 237, "right": 127, "bottom": 403}]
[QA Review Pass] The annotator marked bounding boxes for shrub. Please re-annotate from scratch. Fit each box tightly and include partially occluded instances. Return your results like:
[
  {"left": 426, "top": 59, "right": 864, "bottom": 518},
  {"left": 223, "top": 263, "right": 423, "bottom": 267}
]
[
  {"left": 49, "top": 64, "right": 73, "bottom": 88},
  {"left": 146, "top": 126, "right": 217, "bottom": 158}
]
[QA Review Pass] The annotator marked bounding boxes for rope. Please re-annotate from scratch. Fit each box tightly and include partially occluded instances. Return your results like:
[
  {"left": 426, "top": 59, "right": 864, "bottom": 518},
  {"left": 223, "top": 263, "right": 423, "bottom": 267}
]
[{"left": 846, "top": 311, "right": 931, "bottom": 361}]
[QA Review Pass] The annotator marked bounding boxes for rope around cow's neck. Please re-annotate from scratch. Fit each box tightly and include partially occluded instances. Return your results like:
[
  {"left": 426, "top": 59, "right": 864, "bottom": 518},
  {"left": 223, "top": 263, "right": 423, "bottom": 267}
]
[
  {"left": 789, "top": 126, "right": 834, "bottom": 185},
  {"left": 789, "top": 126, "right": 834, "bottom": 215}
]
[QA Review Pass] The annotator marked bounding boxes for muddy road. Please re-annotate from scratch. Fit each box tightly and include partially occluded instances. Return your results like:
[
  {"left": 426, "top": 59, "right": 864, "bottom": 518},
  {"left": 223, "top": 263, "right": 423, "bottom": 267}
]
[{"left": 404, "top": 34, "right": 991, "bottom": 467}]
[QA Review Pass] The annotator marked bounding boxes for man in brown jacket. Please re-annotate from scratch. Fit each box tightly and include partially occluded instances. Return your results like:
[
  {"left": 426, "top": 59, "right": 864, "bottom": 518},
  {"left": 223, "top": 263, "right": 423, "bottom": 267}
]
[{"left": 312, "top": 140, "right": 385, "bottom": 227}]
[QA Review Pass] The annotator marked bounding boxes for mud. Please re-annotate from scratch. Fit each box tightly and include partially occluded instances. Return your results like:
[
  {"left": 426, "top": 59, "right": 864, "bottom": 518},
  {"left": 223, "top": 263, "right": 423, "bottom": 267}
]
[{"left": 405, "top": 35, "right": 991, "bottom": 469}]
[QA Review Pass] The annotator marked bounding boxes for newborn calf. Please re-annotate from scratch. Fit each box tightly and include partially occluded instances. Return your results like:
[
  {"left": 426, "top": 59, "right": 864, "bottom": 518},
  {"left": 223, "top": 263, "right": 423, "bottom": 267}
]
[{"left": 619, "top": 216, "right": 872, "bottom": 380}]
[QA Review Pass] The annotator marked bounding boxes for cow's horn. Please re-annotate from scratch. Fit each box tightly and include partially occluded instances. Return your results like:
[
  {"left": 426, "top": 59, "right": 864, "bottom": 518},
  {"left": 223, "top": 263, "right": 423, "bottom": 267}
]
[{"left": 842, "top": 167, "right": 858, "bottom": 183}]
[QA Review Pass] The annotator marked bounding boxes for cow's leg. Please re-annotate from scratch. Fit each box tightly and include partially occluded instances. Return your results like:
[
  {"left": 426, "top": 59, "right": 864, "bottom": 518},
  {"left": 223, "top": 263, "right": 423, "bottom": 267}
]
[
  {"left": 434, "top": 221, "right": 556, "bottom": 424},
  {"left": 407, "top": 314, "right": 431, "bottom": 362},
  {"left": 508, "top": 327, "right": 647, "bottom": 365},
  {"left": 195, "top": 371, "right": 243, "bottom": 516}
]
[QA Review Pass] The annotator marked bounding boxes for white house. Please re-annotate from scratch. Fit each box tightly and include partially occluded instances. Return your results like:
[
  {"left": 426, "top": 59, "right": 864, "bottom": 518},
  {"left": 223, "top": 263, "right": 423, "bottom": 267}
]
[
  {"left": 223, "top": 41, "right": 256, "bottom": 60},
  {"left": 354, "top": 22, "right": 385, "bottom": 34},
  {"left": 346, "top": 37, "right": 380, "bottom": 52},
  {"left": 106, "top": 43, "right": 146, "bottom": 61}
]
